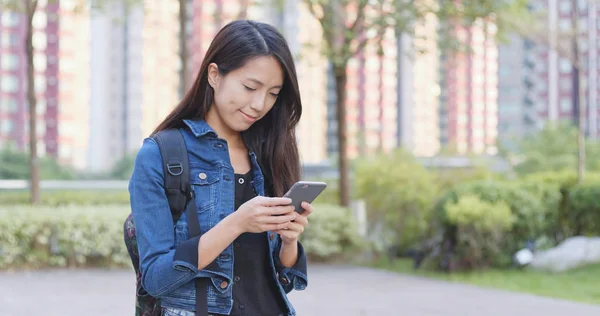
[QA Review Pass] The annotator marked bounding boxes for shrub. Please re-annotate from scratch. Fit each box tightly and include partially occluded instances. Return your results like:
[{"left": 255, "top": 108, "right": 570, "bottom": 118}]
[
  {"left": 354, "top": 150, "right": 438, "bottom": 252},
  {"left": 0, "top": 206, "right": 131, "bottom": 269},
  {"left": 432, "top": 180, "right": 559, "bottom": 270},
  {"left": 563, "top": 182, "right": 600, "bottom": 236},
  {"left": 0, "top": 190, "right": 130, "bottom": 206},
  {"left": 0, "top": 203, "right": 361, "bottom": 269},
  {"left": 444, "top": 194, "right": 515, "bottom": 269},
  {"left": 300, "top": 204, "right": 364, "bottom": 261}
]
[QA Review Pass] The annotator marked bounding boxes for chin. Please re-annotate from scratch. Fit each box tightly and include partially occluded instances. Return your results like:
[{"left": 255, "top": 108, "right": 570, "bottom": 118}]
[{"left": 229, "top": 121, "right": 254, "bottom": 133}]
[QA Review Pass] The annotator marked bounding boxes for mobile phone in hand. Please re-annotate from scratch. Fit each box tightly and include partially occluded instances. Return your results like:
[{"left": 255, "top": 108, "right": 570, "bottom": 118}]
[{"left": 283, "top": 181, "right": 327, "bottom": 213}]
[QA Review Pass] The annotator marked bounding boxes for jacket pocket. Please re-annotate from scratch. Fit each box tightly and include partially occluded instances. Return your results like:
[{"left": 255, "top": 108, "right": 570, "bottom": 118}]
[{"left": 190, "top": 167, "right": 221, "bottom": 214}]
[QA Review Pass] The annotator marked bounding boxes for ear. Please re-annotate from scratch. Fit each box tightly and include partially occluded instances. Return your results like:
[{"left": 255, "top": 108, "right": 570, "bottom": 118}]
[{"left": 207, "top": 63, "right": 220, "bottom": 89}]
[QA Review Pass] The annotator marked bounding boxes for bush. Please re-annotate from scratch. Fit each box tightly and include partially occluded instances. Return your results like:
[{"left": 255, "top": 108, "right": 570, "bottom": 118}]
[
  {"left": 354, "top": 150, "right": 438, "bottom": 252},
  {"left": 0, "top": 203, "right": 362, "bottom": 269},
  {"left": 522, "top": 171, "right": 600, "bottom": 240},
  {"left": 300, "top": 204, "right": 364, "bottom": 261},
  {"left": 563, "top": 182, "right": 600, "bottom": 236},
  {"left": 444, "top": 194, "right": 515, "bottom": 269},
  {"left": 0, "top": 206, "right": 131, "bottom": 269},
  {"left": 432, "top": 180, "right": 559, "bottom": 270},
  {"left": 0, "top": 190, "right": 130, "bottom": 206}
]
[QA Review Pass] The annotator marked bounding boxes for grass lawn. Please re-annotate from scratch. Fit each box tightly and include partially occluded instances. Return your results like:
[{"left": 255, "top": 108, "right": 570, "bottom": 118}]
[{"left": 373, "top": 258, "right": 600, "bottom": 305}]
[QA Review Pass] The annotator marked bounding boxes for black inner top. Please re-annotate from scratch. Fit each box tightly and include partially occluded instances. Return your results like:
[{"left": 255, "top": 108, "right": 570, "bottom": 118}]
[{"left": 216, "top": 170, "right": 288, "bottom": 316}]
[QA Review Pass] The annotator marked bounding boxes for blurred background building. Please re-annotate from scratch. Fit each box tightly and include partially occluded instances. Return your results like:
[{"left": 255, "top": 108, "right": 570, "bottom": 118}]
[{"left": 0, "top": 0, "right": 598, "bottom": 173}]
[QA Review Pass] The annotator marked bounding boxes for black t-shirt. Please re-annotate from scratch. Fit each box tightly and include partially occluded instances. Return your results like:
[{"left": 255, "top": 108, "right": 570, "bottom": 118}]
[{"left": 216, "top": 171, "right": 287, "bottom": 316}]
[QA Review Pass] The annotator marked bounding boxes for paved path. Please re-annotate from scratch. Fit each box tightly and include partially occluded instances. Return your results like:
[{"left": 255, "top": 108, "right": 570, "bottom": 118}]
[{"left": 1, "top": 265, "right": 599, "bottom": 316}]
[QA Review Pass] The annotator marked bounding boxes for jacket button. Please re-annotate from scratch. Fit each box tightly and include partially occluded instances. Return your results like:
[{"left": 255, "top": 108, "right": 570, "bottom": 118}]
[
  {"left": 280, "top": 277, "right": 289, "bottom": 285},
  {"left": 199, "top": 173, "right": 207, "bottom": 180},
  {"left": 220, "top": 280, "right": 228, "bottom": 289}
]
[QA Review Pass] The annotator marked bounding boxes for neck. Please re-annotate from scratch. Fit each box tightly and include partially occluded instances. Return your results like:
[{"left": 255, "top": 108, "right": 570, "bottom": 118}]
[{"left": 205, "top": 109, "right": 245, "bottom": 149}]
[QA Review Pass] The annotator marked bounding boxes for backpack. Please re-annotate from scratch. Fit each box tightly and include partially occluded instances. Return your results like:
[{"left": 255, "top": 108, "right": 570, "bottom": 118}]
[{"left": 123, "top": 128, "right": 208, "bottom": 316}]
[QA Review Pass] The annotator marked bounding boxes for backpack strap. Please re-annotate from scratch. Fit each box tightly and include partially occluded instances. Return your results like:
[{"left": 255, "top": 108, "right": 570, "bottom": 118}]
[
  {"left": 152, "top": 128, "right": 208, "bottom": 316},
  {"left": 152, "top": 129, "right": 191, "bottom": 223}
]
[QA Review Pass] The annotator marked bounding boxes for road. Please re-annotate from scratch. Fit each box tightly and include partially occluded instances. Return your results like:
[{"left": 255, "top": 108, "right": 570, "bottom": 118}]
[{"left": 1, "top": 265, "right": 599, "bottom": 316}]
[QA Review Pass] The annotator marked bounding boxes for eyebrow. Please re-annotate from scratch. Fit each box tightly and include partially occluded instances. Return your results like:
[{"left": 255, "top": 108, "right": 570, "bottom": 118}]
[{"left": 247, "top": 78, "right": 282, "bottom": 89}]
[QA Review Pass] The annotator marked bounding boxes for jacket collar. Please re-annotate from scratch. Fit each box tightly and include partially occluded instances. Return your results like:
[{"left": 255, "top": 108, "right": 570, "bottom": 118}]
[{"left": 183, "top": 119, "right": 217, "bottom": 138}]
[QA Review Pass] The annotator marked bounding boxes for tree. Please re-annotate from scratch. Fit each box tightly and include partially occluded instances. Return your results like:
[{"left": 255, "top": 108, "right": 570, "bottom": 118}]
[
  {"left": 0, "top": 0, "right": 42, "bottom": 204},
  {"left": 178, "top": 0, "right": 188, "bottom": 98},
  {"left": 502, "top": 0, "right": 594, "bottom": 183},
  {"left": 302, "top": 0, "right": 526, "bottom": 206},
  {"left": 500, "top": 121, "right": 600, "bottom": 175}
]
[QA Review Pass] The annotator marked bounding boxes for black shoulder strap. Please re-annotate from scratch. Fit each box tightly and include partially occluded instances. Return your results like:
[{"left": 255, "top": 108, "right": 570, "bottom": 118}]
[
  {"left": 152, "top": 129, "right": 190, "bottom": 223},
  {"left": 153, "top": 128, "right": 208, "bottom": 316}
]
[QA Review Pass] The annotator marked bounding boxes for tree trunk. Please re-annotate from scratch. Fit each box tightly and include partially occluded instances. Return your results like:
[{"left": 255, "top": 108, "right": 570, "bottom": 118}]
[
  {"left": 26, "top": 1, "right": 40, "bottom": 205},
  {"left": 334, "top": 67, "right": 350, "bottom": 207},
  {"left": 178, "top": 0, "right": 188, "bottom": 99},
  {"left": 571, "top": 0, "right": 585, "bottom": 183},
  {"left": 237, "top": 0, "right": 249, "bottom": 19}
]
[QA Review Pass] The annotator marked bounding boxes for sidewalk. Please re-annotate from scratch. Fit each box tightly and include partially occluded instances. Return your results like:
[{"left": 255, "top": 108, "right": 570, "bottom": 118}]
[{"left": 1, "top": 264, "right": 599, "bottom": 315}]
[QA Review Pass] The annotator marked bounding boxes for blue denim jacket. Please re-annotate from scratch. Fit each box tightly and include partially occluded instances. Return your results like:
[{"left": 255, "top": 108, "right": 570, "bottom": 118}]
[{"left": 129, "top": 119, "right": 308, "bottom": 315}]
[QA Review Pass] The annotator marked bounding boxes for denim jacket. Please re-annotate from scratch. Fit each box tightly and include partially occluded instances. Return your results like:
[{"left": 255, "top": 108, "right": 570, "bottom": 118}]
[{"left": 129, "top": 119, "right": 308, "bottom": 315}]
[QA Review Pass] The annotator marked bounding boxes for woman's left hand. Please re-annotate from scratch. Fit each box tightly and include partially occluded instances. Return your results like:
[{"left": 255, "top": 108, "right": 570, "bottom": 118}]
[{"left": 275, "top": 201, "right": 313, "bottom": 244}]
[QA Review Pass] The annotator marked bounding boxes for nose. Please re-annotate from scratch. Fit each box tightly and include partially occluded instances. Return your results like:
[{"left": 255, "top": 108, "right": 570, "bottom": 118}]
[{"left": 249, "top": 93, "right": 268, "bottom": 113}]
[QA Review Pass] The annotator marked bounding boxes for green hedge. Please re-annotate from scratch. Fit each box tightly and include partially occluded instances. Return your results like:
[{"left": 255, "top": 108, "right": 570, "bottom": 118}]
[
  {"left": 563, "top": 183, "right": 600, "bottom": 236},
  {"left": 0, "top": 206, "right": 131, "bottom": 269},
  {"left": 0, "top": 203, "right": 363, "bottom": 269},
  {"left": 443, "top": 194, "right": 515, "bottom": 269},
  {"left": 0, "top": 190, "right": 130, "bottom": 206},
  {"left": 433, "top": 180, "right": 560, "bottom": 269},
  {"left": 354, "top": 150, "right": 438, "bottom": 252},
  {"left": 300, "top": 204, "right": 364, "bottom": 261}
]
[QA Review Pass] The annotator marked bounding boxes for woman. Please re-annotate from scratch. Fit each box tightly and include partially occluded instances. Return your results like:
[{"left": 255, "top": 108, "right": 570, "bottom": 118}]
[{"left": 129, "top": 20, "right": 311, "bottom": 316}]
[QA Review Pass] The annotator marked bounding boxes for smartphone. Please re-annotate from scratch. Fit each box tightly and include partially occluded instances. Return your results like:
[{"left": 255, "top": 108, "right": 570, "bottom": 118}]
[{"left": 283, "top": 181, "right": 327, "bottom": 213}]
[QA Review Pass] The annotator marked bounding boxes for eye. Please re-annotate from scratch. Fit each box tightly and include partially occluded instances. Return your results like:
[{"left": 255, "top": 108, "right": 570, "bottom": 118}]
[
  {"left": 270, "top": 92, "right": 279, "bottom": 97},
  {"left": 243, "top": 85, "right": 256, "bottom": 91}
]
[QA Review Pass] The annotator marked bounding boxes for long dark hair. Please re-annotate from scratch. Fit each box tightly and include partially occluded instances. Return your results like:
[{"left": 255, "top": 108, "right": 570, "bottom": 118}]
[{"left": 153, "top": 20, "right": 302, "bottom": 197}]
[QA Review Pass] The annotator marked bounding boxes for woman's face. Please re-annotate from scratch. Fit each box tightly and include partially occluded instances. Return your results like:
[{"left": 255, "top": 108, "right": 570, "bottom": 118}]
[{"left": 207, "top": 55, "right": 284, "bottom": 134}]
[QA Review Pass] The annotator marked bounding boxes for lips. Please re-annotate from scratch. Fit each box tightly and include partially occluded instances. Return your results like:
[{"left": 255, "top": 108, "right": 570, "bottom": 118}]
[{"left": 240, "top": 111, "right": 258, "bottom": 123}]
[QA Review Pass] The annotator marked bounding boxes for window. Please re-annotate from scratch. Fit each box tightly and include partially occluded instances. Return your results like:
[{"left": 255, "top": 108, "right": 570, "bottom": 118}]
[
  {"left": 1, "top": 120, "right": 13, "bottom": 134},
  {"left": 559, "top": 1, "right": 571, "bottom": 14},
  {"left": 34, "top": 54, "right": 47, "bottom": 71},
  {"left": 1, "top": 12, "right": 19, "bottom": 27},
  {"left": 560, "top": 98, "right": 572, "bottom": 112},
  {"left": 32, "top": 32, "right": 47, "bottom": 50},
  {"left": 36, "top": 121, "right": 45, "bottom": 137},
  {"left": 32, "top": 13, "right": 47, "bottom": 29},
  {"left": 560, "top": 58, "right": 572, "bottom": 74},
  {"left": 35, "top": 75, "right": 46, "bottom": 93},
  {"left": 559, "top": 20, "right": 571, "bottom": 32},
  {"left": 1, "top": 54, "right": 19, "bottom": 70},
  {"left": 1, "top": 33, "right": 18, "bottom": 47},
  {"left": 36, "top": 99, "right": 46, "bottom": 115},
  {"left": 1, "top": 76, "right": 19, "bottom": 92}
]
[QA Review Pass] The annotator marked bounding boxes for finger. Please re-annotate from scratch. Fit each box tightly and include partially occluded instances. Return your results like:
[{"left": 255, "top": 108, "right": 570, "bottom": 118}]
[
  {"left": 299, "top": 202, "right": 313, "bottom": 217},
  {"left": 276, "top": 229, "right": 300, "bottom": 241},
  {"left": 264, "top": 213, "right": 297, "bottom": 224},
  {"left": 291, "top": 215, "right": 308, "bottom": 226},
  {"left": 285, "top": 222, "right": 305, "bottom": 234},
  {"left": 259, "top": 197, "right": 292, "bottom": 207},
  {"left": 266, "top": 221, "right": 292, "bottom": 231},
  {"left": 266, "top": 205, "right": 296, "bottom": 216}
]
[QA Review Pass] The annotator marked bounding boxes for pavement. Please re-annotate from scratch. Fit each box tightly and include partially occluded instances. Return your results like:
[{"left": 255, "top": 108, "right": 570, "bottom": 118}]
[{"left": 1, "top": 264, "right": 599, "bottom": 316}]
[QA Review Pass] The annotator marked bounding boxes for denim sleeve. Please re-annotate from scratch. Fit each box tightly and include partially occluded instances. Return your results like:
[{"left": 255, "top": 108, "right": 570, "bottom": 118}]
[
  {"left": 129, "top": 138, "right": 213, "bottom": 297},
  {"left": 272, "top": 236, "right": 308, "bottom": 293}
]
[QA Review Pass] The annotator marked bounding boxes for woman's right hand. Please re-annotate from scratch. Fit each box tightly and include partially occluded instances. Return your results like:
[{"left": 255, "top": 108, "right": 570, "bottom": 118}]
[{"left": 232, "top": 196, "right": 297, "bottom": 234}]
